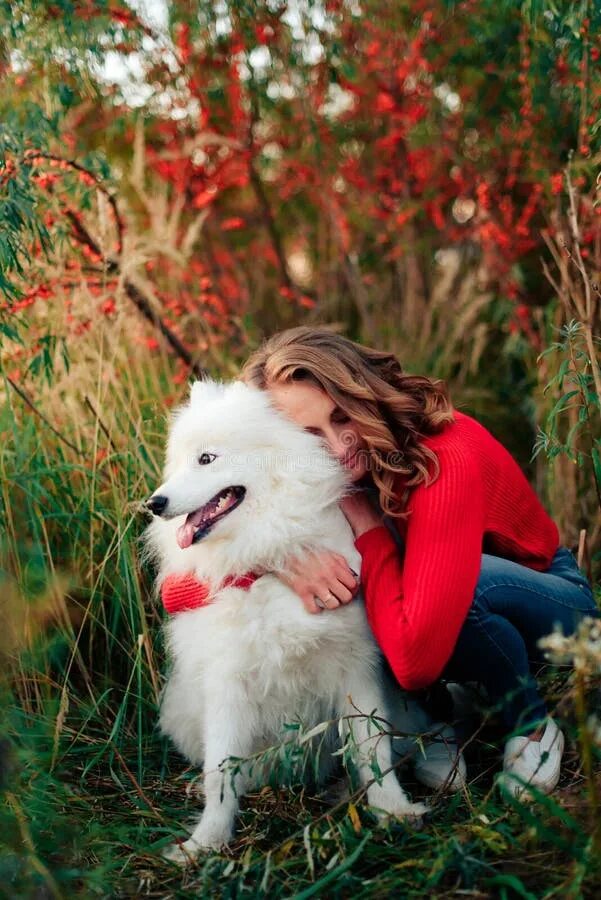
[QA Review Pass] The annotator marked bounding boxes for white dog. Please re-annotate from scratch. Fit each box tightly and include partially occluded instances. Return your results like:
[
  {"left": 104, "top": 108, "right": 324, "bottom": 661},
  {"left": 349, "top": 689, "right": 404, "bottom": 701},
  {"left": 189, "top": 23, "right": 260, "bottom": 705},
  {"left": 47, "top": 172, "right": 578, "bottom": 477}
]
[{"left": 144, "top": 379, "right": 432, "bottom": 863}]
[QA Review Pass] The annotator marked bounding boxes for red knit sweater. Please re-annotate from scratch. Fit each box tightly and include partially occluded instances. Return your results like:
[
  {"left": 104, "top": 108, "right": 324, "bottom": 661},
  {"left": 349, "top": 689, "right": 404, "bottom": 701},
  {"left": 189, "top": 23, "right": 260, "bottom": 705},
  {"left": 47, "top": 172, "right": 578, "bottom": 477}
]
[{"left": 159, "top": 410, "right": 560, "bottom": 692}]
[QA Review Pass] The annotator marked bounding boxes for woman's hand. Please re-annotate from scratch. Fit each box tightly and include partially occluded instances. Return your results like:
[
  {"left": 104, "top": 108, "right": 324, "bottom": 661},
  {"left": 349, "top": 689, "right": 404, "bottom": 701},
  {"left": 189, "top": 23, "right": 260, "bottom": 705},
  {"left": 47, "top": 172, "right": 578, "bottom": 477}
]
[
  {"left": 274, "top": 492, "right": 382, "bottom": 614},
  {"left": 339, "top": 491, "right": 383, "bottom": 538},
  {"left": 277, "top": 549, "right": 360, "bottom": 615}
]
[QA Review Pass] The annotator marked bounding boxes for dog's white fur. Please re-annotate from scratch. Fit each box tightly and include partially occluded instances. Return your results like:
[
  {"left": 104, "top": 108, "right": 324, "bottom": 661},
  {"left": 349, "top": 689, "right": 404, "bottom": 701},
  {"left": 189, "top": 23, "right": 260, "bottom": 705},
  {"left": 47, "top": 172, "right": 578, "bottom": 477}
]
[{"left": 144, "top": 379, "right": 430, "bottom": 862}]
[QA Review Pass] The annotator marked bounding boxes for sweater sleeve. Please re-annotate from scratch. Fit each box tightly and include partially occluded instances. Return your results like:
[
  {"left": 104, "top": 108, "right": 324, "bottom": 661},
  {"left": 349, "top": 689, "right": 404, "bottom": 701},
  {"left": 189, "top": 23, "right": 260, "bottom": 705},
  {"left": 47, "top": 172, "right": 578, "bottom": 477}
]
[
  {"left": 354, "top": 447, "right": 485, "bottom": 691},
  {"left": 160, "top": 573, "right": 211, "bottom": 614}
]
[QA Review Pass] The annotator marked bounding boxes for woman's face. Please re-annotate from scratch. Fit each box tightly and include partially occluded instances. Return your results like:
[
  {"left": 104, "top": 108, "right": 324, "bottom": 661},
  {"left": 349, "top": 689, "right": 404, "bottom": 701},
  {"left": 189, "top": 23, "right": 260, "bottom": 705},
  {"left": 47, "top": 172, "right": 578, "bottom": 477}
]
[{"left": 267, "top": 380, "right": 369, "bottom": 483}]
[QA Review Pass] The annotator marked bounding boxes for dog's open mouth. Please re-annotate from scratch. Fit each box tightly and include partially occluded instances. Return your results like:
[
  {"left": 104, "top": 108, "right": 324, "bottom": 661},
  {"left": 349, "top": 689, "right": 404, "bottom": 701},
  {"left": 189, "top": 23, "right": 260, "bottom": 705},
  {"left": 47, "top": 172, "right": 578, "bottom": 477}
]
[{"left": 176, "top": 485, "right": 246, "bottom": 549}]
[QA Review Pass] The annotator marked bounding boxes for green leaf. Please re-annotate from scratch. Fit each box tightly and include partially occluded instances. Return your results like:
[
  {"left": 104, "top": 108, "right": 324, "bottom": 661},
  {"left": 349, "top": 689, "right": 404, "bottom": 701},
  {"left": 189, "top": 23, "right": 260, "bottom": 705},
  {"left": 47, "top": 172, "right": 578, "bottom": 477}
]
[
  {"left": 0, "top": 319, "right": 23, "bottom": 343},
  {"left": 484, "top": 872, "right": 538, "bottom": 899},
  {"left": 546, "top": 390, "right": 579, "bottom": 426},
  {"left": 57, "top": 83, "right": 76, "bottom": 109},
  {"left": 592, "top": 446, "right": 601, "bottom": 489}
]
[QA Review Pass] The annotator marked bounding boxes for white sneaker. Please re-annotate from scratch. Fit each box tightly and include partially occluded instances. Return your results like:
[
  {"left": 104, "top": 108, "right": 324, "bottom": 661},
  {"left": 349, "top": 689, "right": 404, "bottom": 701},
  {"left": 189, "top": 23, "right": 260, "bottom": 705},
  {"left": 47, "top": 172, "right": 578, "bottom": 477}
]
[
  {"left": 501, "top": 717, "right": 565, "bottom": 799},
  {"left": 412, "top": 724, "right": 467, "bottom": 793}
]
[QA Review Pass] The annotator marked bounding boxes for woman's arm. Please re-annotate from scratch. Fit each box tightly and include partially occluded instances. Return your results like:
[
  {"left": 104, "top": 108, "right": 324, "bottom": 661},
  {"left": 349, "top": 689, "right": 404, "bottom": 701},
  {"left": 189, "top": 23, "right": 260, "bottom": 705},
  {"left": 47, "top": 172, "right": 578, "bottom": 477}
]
[{"left": 350, "top": 449, "right": 486, "bottom": 691}]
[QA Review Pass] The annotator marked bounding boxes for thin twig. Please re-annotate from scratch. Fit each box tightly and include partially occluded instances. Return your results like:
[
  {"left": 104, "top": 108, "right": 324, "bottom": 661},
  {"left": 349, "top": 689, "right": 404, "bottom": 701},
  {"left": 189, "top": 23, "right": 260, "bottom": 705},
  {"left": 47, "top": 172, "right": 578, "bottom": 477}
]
[
  {"left": 24, "top": 152, "right": 123, "bottom": 255},
  {"left": 110, "top": 742, "right": 164, "bottom": 821},
  {"left": 5, "top": 375, "right": 82, "bottom": 455},
  {"left": 84, "top": 395, "right": 119, "bottom": 452},
  {"left": 247, "top": 89, "right": 315, "bottom": 303},
  {"left": 21, "top": 153, "right": 209, "bottom": 380}
]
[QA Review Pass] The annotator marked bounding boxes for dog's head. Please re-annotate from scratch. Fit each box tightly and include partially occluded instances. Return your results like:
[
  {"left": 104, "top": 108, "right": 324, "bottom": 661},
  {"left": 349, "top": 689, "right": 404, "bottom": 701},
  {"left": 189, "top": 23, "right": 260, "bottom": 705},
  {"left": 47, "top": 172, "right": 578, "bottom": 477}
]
[{"left": 145, "top": 379, "right": 350, "bottom": 567}]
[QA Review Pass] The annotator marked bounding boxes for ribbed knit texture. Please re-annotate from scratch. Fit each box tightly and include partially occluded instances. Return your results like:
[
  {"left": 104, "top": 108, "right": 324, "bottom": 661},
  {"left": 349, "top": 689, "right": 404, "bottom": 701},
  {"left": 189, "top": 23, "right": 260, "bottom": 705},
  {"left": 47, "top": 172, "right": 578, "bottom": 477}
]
[
  {"left": 161, "top": 571, "right": 259, "bottom": 614},
  {"left": 159, "top": 410, "right": 560, "bottom": 688},
  {"left": 161, "top": 573, "right": 211, "bottom": 614},
  {"left": 354, "top": 410, "right": 559, "bottom": 691}
]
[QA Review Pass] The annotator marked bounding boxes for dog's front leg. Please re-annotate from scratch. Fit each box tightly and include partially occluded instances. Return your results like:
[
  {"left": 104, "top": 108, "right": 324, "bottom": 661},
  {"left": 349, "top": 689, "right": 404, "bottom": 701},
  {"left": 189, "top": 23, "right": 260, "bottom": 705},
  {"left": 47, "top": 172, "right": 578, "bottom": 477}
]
[
  {"left": 164, "top": 695, "right": 255, "bottom": 863},
  {"left": 339, "top": 672, "right": 429, "bottom": 824}
]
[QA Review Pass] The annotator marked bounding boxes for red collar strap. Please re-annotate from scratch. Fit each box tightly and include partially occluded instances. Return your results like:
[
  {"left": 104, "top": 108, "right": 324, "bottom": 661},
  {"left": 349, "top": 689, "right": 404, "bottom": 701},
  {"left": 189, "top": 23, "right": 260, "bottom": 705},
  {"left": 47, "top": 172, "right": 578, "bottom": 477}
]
[{"left": 161, "top": 571, "right": 261, "bottom": 615}]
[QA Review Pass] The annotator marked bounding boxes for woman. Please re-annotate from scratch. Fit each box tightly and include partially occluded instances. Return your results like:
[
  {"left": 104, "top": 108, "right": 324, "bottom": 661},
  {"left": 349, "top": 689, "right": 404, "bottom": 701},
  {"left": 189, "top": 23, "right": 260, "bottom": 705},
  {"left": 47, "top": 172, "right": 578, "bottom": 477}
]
[{"left": 161, "top": 326, "right": 598, "bottom": 798}]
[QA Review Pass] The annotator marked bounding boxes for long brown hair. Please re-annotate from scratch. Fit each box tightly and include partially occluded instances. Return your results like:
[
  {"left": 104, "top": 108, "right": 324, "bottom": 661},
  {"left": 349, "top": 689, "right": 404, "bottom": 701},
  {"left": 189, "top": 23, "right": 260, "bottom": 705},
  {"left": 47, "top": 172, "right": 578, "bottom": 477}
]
[{"left": 240, "top": 326, "right": 455, "bottom": 519}]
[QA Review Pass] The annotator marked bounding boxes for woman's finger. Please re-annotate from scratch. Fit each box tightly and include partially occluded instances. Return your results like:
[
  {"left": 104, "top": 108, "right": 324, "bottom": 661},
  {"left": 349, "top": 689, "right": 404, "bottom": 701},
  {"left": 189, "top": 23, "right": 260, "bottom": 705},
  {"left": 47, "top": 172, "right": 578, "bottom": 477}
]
[
  {"left": 314, "top": 585, "right": 342, "bottom": 608},
  {"left": 300, "top": 591, "right": 324, "bottom": 615},
  {"left": 333, "top": 559, "right": 360, "bottom": 594},
  {"left": 331, "top": 580, "right": 354, "bottom": 604}
]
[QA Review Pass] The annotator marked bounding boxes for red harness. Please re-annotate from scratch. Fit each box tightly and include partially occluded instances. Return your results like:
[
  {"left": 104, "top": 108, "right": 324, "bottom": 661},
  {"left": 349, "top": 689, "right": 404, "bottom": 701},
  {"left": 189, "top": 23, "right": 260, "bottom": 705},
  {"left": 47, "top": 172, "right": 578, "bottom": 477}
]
[{"left": 161, "top": 571, "right": 261, "bottom": 615}]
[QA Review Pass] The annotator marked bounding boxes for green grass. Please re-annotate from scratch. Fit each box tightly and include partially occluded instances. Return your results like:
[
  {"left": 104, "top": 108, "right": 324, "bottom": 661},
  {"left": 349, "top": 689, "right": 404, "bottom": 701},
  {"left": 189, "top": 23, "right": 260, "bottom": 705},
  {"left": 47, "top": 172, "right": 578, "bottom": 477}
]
[{"left": 1, "top": 338, "right": 600, "bottom": 899}]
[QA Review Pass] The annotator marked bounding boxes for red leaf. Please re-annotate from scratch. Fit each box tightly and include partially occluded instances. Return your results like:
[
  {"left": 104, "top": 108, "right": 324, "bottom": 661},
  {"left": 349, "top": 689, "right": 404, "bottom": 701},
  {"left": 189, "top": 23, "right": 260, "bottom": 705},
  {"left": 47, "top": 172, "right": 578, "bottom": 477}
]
[{"left": 222, "top": 217, "right": 245, "bottom": 231}]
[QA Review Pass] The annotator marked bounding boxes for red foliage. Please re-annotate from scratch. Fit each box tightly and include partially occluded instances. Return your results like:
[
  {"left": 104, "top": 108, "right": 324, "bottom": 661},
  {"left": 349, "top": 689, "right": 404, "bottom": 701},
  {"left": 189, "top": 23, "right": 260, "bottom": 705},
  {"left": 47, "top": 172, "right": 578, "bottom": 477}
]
[{"left": 5, "top": 0, "right": 600, "bottom": 365}]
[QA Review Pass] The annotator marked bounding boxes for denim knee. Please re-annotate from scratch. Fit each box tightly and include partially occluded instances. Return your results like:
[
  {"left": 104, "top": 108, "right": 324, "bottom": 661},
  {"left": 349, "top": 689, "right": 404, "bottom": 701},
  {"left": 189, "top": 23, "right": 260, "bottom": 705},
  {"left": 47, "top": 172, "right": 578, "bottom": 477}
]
[{"left": 547, "top": 547, "right": 596, "bottom": 599}]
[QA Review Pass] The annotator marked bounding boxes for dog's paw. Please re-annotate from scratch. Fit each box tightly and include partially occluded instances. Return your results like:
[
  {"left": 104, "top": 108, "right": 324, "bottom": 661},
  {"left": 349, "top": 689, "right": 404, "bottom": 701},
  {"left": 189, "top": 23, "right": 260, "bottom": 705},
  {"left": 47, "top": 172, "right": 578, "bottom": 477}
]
[
  {"left": 162, "top": 839, "right": 203, "bottom": 866},
  {"left": 162, "top": 818, "right": 234, "bottom": 865},
  {"left": 369, "top": 799, "right": 430, "bottom": 829},
  {"left": 162, "top": 830, "right": 230, "bottom": 865},
  {"left": 396, "top": 800, "right": 430, "bottom": 827}
]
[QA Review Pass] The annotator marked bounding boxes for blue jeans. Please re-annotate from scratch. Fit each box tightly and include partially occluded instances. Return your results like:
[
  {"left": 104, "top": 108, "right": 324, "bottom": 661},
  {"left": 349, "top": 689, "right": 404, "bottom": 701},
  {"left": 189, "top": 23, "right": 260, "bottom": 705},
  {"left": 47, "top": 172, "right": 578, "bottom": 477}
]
[{"left": 441, "top": 546, "right": 599, "bottom": 734}]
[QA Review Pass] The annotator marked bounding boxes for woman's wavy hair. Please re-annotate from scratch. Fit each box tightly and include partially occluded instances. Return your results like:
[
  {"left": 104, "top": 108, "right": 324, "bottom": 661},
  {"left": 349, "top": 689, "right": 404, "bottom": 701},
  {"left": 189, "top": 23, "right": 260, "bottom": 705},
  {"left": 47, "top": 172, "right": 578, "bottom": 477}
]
[{"left": 240, "top": 326, "right": 455, "bottom": 519}]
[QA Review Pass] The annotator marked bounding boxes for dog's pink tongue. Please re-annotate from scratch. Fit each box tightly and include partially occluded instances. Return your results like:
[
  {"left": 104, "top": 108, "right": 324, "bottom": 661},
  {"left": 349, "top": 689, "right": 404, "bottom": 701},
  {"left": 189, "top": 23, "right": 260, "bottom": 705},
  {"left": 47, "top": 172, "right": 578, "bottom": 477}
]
[
  {"left": 176, "top": 509, "right": 206, "bottom": 549},
  {"left": 176, "top": 521, "right": 196, "bottom": 549}
]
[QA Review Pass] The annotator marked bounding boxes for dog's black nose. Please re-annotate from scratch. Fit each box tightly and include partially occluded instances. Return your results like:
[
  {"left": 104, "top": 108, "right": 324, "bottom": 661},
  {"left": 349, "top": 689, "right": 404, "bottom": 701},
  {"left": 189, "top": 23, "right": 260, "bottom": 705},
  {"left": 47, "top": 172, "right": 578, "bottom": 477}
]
[{"left": 146, "top": 494, "right": 168, "bottom": 516}]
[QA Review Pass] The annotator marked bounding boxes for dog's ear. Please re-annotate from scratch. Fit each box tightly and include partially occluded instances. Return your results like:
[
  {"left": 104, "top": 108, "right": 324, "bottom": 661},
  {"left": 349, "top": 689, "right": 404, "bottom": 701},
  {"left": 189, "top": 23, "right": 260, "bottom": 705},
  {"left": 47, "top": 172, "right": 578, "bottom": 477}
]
[
  {"left": 189, "top": 380, "right": 206, "bottom": 405},
  {"left": 189, "top": 378, "right": 224, "bottom": 406},
  {"left": 230, "top": 379, "right": 254, "bottom": 396}
]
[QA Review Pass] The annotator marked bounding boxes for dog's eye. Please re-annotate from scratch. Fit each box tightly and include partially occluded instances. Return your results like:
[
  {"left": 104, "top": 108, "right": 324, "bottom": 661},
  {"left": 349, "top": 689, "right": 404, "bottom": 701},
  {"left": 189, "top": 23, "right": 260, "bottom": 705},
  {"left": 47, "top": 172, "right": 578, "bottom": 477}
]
[{"left": 198, "top": 453, "right": 217, "bottom": 465}]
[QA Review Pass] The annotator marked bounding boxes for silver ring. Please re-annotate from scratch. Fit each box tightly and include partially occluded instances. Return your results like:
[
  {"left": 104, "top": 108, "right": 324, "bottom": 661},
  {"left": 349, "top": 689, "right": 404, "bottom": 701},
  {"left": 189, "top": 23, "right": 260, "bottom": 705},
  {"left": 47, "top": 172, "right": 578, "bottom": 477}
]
[{"left": 315, "top": 591, "right": 336, "bottom": 609}]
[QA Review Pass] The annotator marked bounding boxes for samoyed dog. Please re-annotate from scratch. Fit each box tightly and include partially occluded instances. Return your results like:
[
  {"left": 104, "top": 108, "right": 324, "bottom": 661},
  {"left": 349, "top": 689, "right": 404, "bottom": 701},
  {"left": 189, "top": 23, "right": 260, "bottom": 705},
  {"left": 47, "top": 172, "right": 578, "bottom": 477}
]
[{"left": 144, "top": 379, "right": 431, "bottom": 862}]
